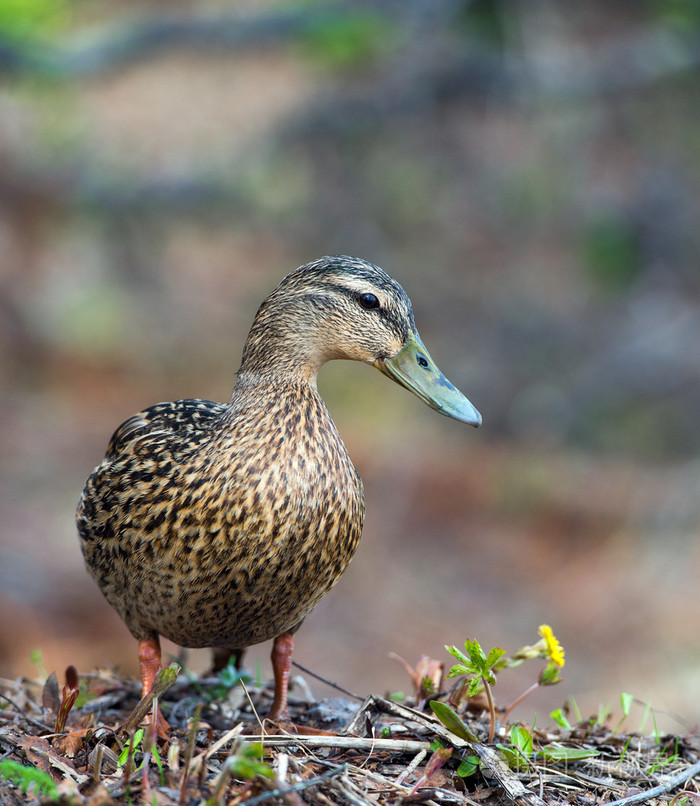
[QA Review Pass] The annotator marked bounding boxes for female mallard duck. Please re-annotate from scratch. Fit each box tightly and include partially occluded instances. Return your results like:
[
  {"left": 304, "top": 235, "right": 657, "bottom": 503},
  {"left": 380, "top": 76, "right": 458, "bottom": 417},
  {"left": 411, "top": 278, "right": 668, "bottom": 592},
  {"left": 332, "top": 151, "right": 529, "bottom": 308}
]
[{"left": 77, "top": 255, "right": 480, "bottom": 724}]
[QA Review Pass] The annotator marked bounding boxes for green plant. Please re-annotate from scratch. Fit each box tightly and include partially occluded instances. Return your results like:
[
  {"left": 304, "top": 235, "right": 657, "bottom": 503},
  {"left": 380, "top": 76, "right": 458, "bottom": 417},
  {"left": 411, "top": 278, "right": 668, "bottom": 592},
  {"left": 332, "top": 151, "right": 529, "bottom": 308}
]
[
  {"left": 208, "top": 659, "right": 252, "bottom": 701},
  {"left": 208, "top": 742, "right": 274, "bottom": 802},
  {"left": 498, "top": 725, "right": 533, "bottom": 771},
  {"left": 612, "top": 692, "right": 634, "bottom": 734},
  {"left": 226, "top": 742, "right": 274, "bottom": 781},
  {"left": 0, "top": 759, "right": 58, "bottom": 800},
  {"left": 445, "top": 638, "right": 505, "bottom": 742},
  {"left": 550, "top": 708, "right": 571, "bottom": 729},
  {"left": 647, "top": 740, "right": 680, "bottom": 774},
  {"left": 445, "top": 625, "right": 566, "bottom": 737},
  {"left": 118, "top": 728, "right": 164, "bottom": 783}
]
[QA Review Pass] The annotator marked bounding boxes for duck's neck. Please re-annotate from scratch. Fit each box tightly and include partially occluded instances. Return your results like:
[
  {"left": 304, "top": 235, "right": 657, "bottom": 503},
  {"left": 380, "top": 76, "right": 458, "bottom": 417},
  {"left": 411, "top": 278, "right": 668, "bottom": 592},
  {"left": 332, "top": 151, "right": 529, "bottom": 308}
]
[
  {"left": 238, "top": 311, "right": 330, "bottom": 385},
  {"left": 232, "top": 369, "right": 319, "bottom": 400}
]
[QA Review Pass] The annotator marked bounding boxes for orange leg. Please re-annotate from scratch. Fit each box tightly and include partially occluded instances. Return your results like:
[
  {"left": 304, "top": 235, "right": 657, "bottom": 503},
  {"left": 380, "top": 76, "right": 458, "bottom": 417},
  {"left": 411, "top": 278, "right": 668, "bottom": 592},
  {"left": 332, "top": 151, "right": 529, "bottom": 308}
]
[
  {"left": 138, "top": 636, "right": 170, "bottom": 736},
  {"left": 267, "top": 632, "right": 295, "bottom": 722}
]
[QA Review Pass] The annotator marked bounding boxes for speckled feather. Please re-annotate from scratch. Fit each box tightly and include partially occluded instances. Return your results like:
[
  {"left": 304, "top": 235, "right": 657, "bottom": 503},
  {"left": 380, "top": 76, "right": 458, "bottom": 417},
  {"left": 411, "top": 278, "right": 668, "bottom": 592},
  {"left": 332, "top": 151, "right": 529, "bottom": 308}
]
[{"left": 76, "top": 256, "right": 418, "bottom": 656}]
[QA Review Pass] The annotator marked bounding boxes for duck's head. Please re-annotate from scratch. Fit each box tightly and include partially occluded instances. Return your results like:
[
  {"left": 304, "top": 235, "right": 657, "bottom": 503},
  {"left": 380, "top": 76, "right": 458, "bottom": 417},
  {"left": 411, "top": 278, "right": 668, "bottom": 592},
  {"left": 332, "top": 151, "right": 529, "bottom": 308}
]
[{"left": 240, "top": 255, "right": 481, "bottom": 426}]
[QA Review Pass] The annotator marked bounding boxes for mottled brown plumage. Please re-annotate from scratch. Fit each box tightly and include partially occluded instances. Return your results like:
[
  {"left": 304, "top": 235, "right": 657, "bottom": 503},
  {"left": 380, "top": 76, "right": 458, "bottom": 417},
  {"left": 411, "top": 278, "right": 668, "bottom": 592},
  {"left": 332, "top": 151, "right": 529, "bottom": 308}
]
[{"left": 77, "top": 255, "right": 481, "bottom": 723}]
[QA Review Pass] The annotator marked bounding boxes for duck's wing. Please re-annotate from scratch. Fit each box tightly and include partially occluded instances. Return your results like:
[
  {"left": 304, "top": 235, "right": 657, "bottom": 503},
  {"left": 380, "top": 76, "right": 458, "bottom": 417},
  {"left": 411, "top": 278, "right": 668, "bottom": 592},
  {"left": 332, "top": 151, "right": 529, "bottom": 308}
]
[{"left": 105, "top": 399, "right": 227, "bottom": 459}]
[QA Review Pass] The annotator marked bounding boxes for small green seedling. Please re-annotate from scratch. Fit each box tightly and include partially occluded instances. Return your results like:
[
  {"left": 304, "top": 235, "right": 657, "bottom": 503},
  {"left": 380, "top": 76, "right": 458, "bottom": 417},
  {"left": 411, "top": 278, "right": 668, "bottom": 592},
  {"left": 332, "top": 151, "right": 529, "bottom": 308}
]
[
  {"left": 647, "top": 740, "right": 680, "bottom": 774},
  {"left": 612, "top": 692, "right": 634, "bottom": 734},
  {"left": 498, "top": 724, "right": 534, "bottom": 771},
  {"left": 226, "top": 742, "right": 274, "bottom": 781},
  {"left": 209, "top": 742, "right": 274, "bottom": 801},
  {"left": 208, "top": 659, "right": 252, "bottom": 702},
  {"left": 118, "top": 728, "right": 164, "bottom": 782},
  {"left": 445, "top": 638, "right": 505, "bottom": 742},
  {"left": 550, "top": 708, "right": 572, "bottom": 730},
  {"left": 0, "top": 759, "right": 58, "bottom": 800}
]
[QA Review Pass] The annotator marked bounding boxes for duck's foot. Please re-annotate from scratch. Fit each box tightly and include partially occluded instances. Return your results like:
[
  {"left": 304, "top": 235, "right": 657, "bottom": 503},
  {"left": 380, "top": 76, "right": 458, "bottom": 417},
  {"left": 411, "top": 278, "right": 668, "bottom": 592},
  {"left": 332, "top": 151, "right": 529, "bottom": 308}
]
[{"left": 138, "top": 636, "right": 170, "bottom": 737}]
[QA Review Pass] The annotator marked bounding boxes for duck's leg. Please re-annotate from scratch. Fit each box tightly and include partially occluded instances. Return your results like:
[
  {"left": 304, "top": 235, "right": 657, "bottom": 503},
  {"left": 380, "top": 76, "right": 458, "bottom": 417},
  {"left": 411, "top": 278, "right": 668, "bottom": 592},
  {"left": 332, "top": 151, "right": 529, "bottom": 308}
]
[
  {"left": 138, "top": 636, "right": 170, "bottom": 735},
  {"left": 267, "top": 632, "right": 295, "bottom": 721}
]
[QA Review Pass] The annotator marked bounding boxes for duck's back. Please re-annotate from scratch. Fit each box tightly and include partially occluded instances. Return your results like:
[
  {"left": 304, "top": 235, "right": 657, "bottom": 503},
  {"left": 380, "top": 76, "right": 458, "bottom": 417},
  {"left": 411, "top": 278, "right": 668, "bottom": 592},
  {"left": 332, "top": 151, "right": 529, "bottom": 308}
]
[{"left": 77, "top": 385, "right": 364, "bottom": 651}]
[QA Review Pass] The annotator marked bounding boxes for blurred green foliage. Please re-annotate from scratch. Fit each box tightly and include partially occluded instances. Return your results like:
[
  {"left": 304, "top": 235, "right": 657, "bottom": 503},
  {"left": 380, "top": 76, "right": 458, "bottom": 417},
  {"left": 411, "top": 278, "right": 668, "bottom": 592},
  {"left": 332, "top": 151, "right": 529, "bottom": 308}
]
[
  {"left": 580, "top": 215, "right": 643, "bottom": 296},
  {"left": 0, "top": 0, "right": 70, "bottom": 42},
  {"left": 651, "top": 0, "right": 700, "bottom": 31},
  {"left": 297, "top": 9, "right": 394, "bottom": 68}
]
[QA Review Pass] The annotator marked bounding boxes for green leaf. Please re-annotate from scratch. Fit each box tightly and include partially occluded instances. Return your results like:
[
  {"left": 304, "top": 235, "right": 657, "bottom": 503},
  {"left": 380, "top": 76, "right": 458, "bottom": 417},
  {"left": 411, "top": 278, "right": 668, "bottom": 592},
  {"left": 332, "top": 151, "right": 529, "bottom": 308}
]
[
  {"left": 494, "top": 726, "right": 534, "bottom": 771},
  {"left": 445, "top": 644, "right": 471, "bottom": 667},
  {"left": 550, "top": 708, "right": 572, "bottom": 730},
  {"left": 481, "top": 669, "right": 497, "bottom": 687},
  {"left": 464, "top": 638, "right": 486, "bottom": 665},
  {"left": 498, "top": 744, "right": 530, "bottom": 771},
  {"left": 445, "top": 664, "right": 472, "bottom": 679},
  {"left": 620, "top": 692, "right": 634, "bottom": 717},
  {"left": 485, "top": 647, "right": 506, "bottom": 668},
  {"left": 118, "top": 728, "right": 144, "bottom": 766},
  {"left": 297, "top": 11, "right": 392, "bottom": 68},
  {"left": 457, "top": 755, "right": 480, "bottom": 777},
  {"left": 510, "top": 725, "right": 533, "bottom": 756},
  {"left": 539, "top": 743, "right": 600, "bottom": 762},
  {"left": 429, "top": 701, "right": 478, "bottom": 742},
  {"left": 0, "top": 0, "right": 69, "bottom": 43},
  {"left": 228, "top": 743, "right": 274, "bottom": 780}
]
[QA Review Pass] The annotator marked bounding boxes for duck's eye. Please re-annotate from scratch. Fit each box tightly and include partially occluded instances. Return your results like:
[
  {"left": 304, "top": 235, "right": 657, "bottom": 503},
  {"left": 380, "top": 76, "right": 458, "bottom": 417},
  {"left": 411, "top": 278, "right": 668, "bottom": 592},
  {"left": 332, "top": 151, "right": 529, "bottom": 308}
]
[{"left": 358, "top": 292, "right": 380, "bottom": 310}]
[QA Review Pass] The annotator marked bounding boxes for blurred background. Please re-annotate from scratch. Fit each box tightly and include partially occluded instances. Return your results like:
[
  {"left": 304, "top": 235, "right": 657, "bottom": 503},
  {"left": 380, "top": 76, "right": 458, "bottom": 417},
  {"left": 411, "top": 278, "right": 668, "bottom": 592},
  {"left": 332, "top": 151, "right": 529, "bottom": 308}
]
[{"left": 1, "top": 0, "right": 699, "bottom": 731}]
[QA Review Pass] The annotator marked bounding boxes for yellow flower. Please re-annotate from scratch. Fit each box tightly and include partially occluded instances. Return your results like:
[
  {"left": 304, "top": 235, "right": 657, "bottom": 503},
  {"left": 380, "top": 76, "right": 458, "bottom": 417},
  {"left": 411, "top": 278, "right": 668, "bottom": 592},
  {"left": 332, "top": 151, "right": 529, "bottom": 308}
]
[{"left": 538, "top": 624, "right": 565, "bottom": 667}]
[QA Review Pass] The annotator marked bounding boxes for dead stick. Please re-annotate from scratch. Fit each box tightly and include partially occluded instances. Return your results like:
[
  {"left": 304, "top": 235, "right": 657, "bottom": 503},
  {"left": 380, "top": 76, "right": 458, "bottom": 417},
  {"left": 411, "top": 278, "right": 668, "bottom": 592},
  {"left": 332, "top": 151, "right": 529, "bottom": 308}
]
[
  {"left": 119, "top": 662, "right": 180, "bottom": 735},
  {"left": 247, "top": 734, "right": 430, "bottom": 754},
  {"left": 471, "top": 744, "right": 547, "bottom": 806},
  {"left": 604, "top": 759, "right": 700, "bottom": 806}
]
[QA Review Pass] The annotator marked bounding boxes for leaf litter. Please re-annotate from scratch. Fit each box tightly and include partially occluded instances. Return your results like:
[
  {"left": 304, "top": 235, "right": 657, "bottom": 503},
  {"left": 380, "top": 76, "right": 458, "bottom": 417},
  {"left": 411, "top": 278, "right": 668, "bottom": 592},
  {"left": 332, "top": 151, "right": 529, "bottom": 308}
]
[{"left": 0, "top": 660, "right": 698, "bottom": 806}]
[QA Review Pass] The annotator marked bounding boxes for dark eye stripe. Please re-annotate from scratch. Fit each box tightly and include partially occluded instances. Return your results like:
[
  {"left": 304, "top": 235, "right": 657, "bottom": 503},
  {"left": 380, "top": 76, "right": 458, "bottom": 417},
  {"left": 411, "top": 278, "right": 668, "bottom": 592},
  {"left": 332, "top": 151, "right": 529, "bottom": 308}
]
[{"left": 358, "top": 292, "right": 380, "bottom": 310}]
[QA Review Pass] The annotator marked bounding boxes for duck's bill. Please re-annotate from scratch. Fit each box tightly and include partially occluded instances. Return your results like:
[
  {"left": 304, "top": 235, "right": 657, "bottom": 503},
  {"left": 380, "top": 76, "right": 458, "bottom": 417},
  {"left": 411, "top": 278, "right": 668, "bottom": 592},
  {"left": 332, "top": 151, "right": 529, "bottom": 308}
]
[{"left": 377, "top": 332, "right": 482, "bottom": 426}]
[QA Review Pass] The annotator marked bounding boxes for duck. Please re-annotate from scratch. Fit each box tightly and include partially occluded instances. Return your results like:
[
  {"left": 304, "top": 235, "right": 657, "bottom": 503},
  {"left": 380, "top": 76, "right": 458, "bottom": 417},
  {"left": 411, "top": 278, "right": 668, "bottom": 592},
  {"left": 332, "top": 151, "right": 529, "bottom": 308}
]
[{"left": 77, "top": 255, "right": 481, "bottom": 726}]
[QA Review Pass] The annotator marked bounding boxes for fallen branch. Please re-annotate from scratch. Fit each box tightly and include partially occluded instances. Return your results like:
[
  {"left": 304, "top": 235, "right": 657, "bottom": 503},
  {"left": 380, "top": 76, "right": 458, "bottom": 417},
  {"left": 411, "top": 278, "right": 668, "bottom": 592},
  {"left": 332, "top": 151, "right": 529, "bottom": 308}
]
[
  {"left": 119, "top": 662, "right": 181, "bottom": 735},
  {"left": 605, "top": 758, "right": 700, "bottom": 806},
  {"left": 247, "top": 734, "right": 430, "bottom": 754}
]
